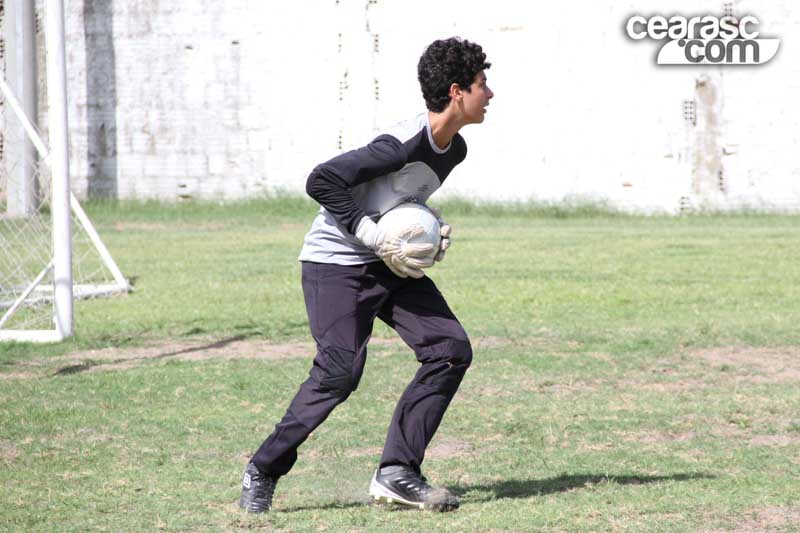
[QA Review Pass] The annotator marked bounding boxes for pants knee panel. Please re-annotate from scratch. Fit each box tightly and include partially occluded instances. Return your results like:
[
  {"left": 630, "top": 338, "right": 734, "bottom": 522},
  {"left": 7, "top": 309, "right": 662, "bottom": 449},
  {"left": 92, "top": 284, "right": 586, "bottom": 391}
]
[
  {"left": 310, "top": 345, "right": 361, "bottom": 396},
  {"left": 418, "top": 337, "right": 472, "bottom": 364},
  {"left": 443, "top": 338, "right": 473, "bottom": 369},
  {"left": 421, "top": 338, "right": 473, "bottom": 394}
]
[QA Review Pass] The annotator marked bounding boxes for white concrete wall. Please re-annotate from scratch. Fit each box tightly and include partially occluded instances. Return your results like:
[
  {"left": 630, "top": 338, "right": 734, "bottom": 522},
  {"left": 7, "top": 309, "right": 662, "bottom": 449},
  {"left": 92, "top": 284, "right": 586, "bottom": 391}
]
[{"left": 57, "top": 0, "right": 800, "bottom": 212}]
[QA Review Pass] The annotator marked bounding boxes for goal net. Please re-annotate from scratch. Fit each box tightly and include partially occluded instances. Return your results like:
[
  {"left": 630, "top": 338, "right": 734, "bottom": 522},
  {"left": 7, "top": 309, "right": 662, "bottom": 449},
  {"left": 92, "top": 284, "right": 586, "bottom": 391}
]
[{"left": 1, "top": 0, "right": 129, "bottom": 342}]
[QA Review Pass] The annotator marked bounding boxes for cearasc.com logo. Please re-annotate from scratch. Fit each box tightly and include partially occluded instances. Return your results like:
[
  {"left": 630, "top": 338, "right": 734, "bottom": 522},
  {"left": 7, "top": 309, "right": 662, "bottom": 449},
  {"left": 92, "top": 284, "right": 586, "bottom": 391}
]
[{"left": 625, "top": 15, "right": 780, "bottom": 65}]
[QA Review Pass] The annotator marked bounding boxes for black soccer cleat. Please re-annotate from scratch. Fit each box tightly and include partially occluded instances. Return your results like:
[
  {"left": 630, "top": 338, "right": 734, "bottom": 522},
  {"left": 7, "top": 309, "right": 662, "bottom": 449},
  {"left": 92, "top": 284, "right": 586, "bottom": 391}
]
[
  {"left": 369, "top": 467, "right": 460, "bottom": 512},
  {"left": 239, "top": 462, "right": 278, "bottom": 513}
]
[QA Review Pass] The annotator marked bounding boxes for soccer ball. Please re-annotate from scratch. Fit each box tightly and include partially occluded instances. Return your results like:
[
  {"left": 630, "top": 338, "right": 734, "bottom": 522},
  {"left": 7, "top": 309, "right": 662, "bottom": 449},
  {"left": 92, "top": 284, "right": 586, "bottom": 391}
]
[{"left": 377, "top": 203, "right": 441, "bottom": 260}]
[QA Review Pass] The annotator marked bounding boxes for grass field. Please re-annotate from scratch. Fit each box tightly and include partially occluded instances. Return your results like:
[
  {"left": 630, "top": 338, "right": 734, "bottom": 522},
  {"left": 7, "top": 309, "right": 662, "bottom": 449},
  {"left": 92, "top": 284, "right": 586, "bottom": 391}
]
[{"left": 1, "top": 199, "right": 799, "bottom": 532}]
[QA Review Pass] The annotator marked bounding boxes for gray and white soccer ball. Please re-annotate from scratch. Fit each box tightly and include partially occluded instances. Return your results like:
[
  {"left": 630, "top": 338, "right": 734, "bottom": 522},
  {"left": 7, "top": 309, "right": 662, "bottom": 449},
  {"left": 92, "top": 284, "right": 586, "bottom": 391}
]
[{"left": 377, "top": 203, "right": 441, "bottom": 261}]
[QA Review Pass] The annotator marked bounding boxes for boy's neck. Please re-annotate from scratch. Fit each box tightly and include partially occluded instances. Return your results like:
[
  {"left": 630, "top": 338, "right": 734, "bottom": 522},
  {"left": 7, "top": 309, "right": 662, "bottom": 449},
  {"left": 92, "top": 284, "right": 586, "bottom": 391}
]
[{"left": 428, "top": 110, "right": 464, "bottom": 150}]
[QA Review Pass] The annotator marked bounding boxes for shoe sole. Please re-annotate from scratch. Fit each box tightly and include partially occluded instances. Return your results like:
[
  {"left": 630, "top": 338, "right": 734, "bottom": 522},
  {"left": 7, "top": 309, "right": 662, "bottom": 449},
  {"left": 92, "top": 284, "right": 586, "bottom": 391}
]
[
  {"left": 369, "top": 476, "right": 425, "bottom": 509},
  {"left": 368, "top": 476, "right": 457, "bottom": 512},
  {"left": 239, "top": 494, "right": 270, "bottom": 513}
]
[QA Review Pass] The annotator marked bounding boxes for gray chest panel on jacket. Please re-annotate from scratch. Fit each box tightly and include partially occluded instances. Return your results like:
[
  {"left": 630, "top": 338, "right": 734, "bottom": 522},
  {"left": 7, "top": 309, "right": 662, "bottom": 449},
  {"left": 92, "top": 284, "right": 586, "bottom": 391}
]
[{"left": 351, "top": 162, "right": 440, "bottom": 218}]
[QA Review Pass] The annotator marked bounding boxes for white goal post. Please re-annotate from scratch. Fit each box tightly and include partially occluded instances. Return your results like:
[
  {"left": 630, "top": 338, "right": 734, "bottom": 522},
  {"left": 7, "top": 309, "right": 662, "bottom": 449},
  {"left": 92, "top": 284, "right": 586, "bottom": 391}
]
[{"left": 0, "top": 0, "right": 129, "bottom": 342}]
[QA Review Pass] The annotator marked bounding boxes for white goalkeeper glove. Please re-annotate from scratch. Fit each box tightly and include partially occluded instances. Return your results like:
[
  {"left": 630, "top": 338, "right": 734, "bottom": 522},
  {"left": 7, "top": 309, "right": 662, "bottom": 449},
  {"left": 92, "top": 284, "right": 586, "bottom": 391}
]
[
  {"left": 427, "top": 206, "right": 452, "bottom": 263},
  {"left": 355, "top": 217, "right": 436, "bottom": 279}
]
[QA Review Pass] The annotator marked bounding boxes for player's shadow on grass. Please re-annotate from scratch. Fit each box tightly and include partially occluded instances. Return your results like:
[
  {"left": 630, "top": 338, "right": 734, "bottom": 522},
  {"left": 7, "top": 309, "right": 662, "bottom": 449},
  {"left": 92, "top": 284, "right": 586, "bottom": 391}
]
[
  {"left": 450, "top": 472, "right": 715, "bottom": 501},
  {"left": 259, "top": 473, "right": 716, "bottom": 513},
  {"left": 278, "top": 500, "right": 369, "bottom": 513},
  {"left": 53, "top": 335, "right": 251, "bottom": 376}
]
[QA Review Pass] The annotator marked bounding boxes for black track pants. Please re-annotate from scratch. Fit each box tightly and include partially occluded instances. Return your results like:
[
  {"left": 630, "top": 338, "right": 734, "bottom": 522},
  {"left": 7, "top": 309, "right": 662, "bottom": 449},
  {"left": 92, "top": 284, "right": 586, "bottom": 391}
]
[{"left": 251, "top": 260, "right": 472, "bottom": 477}]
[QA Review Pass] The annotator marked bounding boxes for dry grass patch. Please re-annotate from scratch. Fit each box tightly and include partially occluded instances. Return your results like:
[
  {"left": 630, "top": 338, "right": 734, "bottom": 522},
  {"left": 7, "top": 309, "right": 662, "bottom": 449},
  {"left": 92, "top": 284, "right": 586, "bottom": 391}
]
[
  {"left": 692, "top": 346, "right": 800, "bottom": 384},
  {"left": 747, "top": 434, "right": 800, "bottom": 447},
  {"left": 620, "top": 430, "right": 699, "bottom": 445},
  {"left": 0, "top": 439, "right": 19, "bottom": 463},
  {"left": 2, "top": 336, "right": 503, "bottom": 379},
  {"left": 0, "top": 371, "right": 37, "bottom": 380},
  {"left": 426, "top": 437, "right": 474, "bottom": 460},
  {"left": 707, "top": 506, "right": 800, "bottom": 532}
]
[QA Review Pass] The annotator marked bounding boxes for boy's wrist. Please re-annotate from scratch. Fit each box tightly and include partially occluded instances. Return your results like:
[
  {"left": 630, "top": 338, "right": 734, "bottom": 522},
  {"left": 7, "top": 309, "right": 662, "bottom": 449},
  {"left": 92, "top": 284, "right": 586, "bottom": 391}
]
[{"left": 355, "top": 217, "right": 380, "bottom": 250}]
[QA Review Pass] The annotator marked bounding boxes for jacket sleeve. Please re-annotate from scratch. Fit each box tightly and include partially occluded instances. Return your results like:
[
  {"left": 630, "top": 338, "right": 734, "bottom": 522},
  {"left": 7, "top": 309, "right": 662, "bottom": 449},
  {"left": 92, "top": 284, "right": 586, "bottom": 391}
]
[{"left": 306, "top": 134, "right": 407, "bottom": 234}]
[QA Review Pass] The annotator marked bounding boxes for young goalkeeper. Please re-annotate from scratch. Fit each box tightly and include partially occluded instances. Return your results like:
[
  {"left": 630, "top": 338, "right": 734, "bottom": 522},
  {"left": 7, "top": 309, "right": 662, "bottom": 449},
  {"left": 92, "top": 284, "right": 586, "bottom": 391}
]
[{"left": 240, "top": 36, "right": 493, "bottom": 513}]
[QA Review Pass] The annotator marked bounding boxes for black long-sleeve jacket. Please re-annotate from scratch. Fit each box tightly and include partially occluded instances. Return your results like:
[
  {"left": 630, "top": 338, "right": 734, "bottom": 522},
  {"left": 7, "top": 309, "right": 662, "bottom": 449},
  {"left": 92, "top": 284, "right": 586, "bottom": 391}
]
[{"left": 298, "top": 112, "right": 467, "bottom": 265}]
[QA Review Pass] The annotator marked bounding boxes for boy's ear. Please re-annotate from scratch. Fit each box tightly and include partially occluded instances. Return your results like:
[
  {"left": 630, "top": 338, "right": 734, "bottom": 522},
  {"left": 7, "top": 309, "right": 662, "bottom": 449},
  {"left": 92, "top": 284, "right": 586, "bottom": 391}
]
[{"left": 448, "top": 82, "right": 462, "bottom": 102}]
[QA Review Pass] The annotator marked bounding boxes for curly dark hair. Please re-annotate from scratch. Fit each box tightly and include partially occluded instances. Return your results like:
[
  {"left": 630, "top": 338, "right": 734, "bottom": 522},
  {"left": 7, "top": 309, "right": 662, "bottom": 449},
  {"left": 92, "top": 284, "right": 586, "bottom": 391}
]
[{"left": 417, "top": 37, "right": 491, "bottom": 113}]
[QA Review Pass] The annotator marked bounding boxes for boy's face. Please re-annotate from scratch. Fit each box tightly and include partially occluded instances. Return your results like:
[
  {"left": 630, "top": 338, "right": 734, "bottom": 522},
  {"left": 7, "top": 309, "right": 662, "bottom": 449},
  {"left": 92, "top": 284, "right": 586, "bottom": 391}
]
[{"left": 460, "top": 71, "right": 494, "bottom": 124}]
